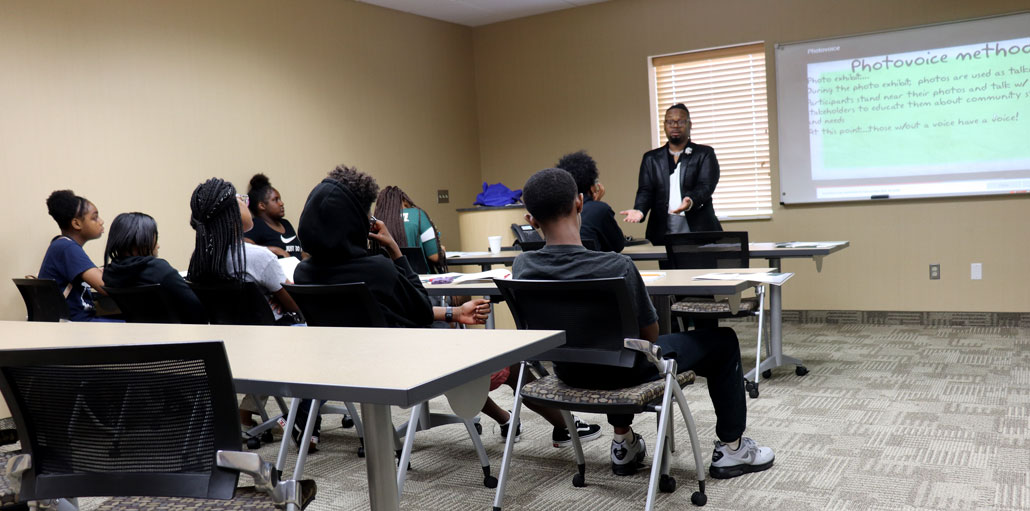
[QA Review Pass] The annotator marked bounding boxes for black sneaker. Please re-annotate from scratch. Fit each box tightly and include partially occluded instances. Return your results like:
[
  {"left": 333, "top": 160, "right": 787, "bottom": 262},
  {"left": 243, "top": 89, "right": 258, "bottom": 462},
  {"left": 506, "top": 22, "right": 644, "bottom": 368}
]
[
  {"left": 611, "top": 432, "right": 647, "bottom": 476},
  {"left": 552, "top": 416, "right": 603, "bottom": 447},
  {"left": 499, "top": 416, "right": 521, "bottom": 443}
]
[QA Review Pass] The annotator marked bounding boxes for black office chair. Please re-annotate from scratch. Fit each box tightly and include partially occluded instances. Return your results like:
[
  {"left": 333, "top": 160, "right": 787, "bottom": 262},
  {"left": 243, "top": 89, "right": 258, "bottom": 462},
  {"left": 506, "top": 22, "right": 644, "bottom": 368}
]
[
  {"left": 11, "top": 278, "right": 69, "bottom": 322},
  {"left": 102, "top": 284, "right": 183, "bottom": 324},
  {"left": 400, "top": 246, "right": 432, "bottom": 274},
  {"left": 0, "top": 341, "right": 316, "bottom": 510},
  {"left": 187, "top": 280, "right": 295, "bottom": 450},
  {"left": 492, "top": 277, "right": 707, "bottom": 511},
  {"left": 664, "top": 232, "right": 767, "bottom": 398},
  {"left": 283, "top": 283, "right": 496, "bottom": 497},
  {"left": 189, "top": 280, "right": 277, "bottom": 325}
]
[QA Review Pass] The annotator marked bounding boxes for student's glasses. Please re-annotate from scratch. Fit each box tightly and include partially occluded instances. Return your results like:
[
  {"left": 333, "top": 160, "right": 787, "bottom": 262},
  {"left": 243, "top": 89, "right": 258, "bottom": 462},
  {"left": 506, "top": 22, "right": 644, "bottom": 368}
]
[{"left": 236, "top": 193, "right": 249, "bottom": 206}]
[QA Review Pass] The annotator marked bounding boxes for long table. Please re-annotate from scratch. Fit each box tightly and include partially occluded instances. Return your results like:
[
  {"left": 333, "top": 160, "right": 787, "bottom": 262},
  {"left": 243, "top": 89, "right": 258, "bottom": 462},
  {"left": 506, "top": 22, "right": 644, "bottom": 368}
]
[
  {"left": 424, "top": 268, "right": 775, "bottom": 336},
  {"left": 0, "top": 321, "right": 563, "bottom": 511},
  {"left": 448, "top": 241, "right": 849, "bottom": 380}
]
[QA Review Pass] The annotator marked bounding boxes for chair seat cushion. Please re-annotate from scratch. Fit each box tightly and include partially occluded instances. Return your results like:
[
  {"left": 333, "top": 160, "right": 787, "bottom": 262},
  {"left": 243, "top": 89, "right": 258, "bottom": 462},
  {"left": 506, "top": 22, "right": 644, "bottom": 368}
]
[
  {"left": 671, "top": 296, "right": 760, "bottom": 314},
  {"left": 0, "top": 453, "right": 17, "bottom": 507},
  {"left": 92, "top": 480, "right": 317, "bottom": 511},
  {"left": 520, "top": 371, "right": 695, "bottom": 414}
]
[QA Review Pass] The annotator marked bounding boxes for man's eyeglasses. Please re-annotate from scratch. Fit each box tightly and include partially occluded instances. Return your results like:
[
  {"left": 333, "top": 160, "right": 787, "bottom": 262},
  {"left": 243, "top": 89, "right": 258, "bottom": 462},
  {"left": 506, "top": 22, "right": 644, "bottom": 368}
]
[
  {"left": 664, "top": 119, "right": 690, "bottom": 127},
  {"left": 236, "top": 193, "right": 249, "bottom": 206}
]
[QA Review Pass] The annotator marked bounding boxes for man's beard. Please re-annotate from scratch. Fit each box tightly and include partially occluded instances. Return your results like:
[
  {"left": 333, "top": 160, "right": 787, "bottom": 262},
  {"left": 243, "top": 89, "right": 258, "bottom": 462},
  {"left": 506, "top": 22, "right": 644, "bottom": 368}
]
[{"left": 667, "top": 134, "right": 686, "bottom": 145}]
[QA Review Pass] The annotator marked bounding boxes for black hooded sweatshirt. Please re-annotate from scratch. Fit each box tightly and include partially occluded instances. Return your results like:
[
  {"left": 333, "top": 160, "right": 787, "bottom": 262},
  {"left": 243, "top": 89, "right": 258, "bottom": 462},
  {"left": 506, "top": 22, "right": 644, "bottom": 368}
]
[
  {"left": 295, "top": 178, "right": 434, "bottom": 328},
  {"left": 102, "top": 255, "right": 207, "bottom": 324}
]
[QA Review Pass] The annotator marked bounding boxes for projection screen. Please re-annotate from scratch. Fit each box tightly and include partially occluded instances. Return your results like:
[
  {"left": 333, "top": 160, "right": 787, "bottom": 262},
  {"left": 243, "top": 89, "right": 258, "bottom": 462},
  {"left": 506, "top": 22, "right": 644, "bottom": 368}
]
[{"left": 775, "top": 12, "right": 1030, "bottom": 204}]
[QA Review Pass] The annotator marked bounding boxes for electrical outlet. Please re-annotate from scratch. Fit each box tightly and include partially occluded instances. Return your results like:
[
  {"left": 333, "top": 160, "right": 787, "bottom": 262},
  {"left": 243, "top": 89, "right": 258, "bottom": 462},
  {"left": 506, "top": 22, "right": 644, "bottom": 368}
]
[
  {"left": 437, "top": 189, "right": 449, "bottom": 204},
  {"left": 971, "top": 263, "right": 982, "bottom": 280},
  {"left": 929, "top": 264, "right": 940, "bottom": 280}
]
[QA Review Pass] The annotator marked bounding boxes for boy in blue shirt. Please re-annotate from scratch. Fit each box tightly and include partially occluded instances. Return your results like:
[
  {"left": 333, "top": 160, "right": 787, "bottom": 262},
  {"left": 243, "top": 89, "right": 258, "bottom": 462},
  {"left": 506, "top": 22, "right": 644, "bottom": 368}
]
[{"left": 513, "top": 168, "right": 774, "bottom": 479}]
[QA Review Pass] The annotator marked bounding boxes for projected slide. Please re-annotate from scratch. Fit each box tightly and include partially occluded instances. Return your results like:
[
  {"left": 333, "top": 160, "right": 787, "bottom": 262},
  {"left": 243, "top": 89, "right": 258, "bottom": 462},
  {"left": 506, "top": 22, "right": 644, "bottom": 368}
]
[{"left": 776, "top": 12, "right": 1030, "bottom": 204}]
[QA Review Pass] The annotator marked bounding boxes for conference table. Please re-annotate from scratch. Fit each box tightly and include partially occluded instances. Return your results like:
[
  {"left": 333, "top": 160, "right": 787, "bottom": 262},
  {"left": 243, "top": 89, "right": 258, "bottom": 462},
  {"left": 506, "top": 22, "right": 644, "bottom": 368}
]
[
  {"left": 424, "top": 268, "right": 776, "bottom": 337},
  {"left": 0, "top": 320, "right": 564, "bottom": 511},
  {"left": 448, "top": 241, "right": 850, "bottom": 381}
]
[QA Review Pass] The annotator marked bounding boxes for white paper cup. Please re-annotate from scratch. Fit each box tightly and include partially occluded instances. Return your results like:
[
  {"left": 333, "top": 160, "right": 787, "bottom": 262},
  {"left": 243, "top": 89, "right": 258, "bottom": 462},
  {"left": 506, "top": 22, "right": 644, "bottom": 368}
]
[{"left": 488, "top": 236, "right": 503, "bottom": 254}]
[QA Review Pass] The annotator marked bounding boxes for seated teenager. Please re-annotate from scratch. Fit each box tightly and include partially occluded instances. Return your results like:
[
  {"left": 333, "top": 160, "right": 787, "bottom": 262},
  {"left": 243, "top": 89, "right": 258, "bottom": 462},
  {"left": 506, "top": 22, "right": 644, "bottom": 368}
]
[
  {"left": 374, "top": 185, "right": 447, "bottom": 270},
  {"left": 556, "top": 150, "right": 625, "bottom": 253},
  {"left": 38, "top": 189, "right": 109, "bottom": 322},
  {"left": 513, "top": 168, "right": 774, "bottom": 479},
  {"left": 293, "top": 165, "right": 600, "bottom": 449},
  {"left": 244, "top": 173, "right": 306, "bottom": 260},
  {"left": 102, "top": 212, "right": 206, "bottom": 324},
  {"left": 188, "top": 178, "right": 303, "bottom": 428}
]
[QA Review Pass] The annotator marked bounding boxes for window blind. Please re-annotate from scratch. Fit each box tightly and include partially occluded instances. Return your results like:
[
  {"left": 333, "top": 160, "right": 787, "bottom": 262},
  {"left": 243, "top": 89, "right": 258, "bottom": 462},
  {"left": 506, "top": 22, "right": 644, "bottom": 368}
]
[{"left": 652, "top": 43, "right": 772, "bottom": 219}]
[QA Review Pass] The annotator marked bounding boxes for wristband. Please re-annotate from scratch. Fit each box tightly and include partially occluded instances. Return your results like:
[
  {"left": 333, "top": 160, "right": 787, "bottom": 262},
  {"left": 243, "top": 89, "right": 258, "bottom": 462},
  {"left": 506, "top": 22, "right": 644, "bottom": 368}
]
[{"left": 445, "top": 306, "right": 454, "bottom": 322}]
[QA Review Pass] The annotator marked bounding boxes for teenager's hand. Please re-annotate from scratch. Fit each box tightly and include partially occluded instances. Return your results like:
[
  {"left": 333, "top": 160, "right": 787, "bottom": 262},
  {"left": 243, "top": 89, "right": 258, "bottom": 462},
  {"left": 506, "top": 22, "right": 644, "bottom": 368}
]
[
  {"left": 457, "top": 298, "right": 491, "bottom": 325},
  {"left": 670, "top": 197, "right": 693, "bottom": 214},
  {"left": 592, "top": 182, "right": 606, "bottom": 201},
  {"left": 369, "top": 219, "right": 403, "bottom": 259},
  {"left": 620, "top": 209, "right": 644, "bottom": 223}
]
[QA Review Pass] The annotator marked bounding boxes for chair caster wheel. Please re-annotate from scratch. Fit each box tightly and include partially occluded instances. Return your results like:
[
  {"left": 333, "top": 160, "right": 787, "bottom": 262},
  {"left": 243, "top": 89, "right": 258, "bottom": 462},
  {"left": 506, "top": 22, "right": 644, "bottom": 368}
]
[
  {"left": 659, "top": 474, "right": 676, "bottom": 493},
  {"left": 572, "top": 473, "right": 586, "bottom": 487},
  {"left": 484, "top": 475, "right": 498, "bottom": 488},
  {"left": 475, "top": 422, "right": 483, "bottom": 435},
  {"left": 796, "top": 365, "right": 809, "bottom": 376},
  {"left": 246, "top": 437, "right": 261, "bottom": 450},
  {"left": 357, "top": 446, "right": 365, "bottom": 457},
  {"left": 261, "top": 430, "right": 274, "bottom": 443},
  {"left": 341, "top": 416, "right": 354, "bottom": 429},
  {"left": 748, "top": 386, "right": 759, "bottom": 399},
  {"left": 691, "top": 491, "right": 707, "bottom": 506},
  {"left": 762, "top": 369, "right": 772, "bottom": 379}
]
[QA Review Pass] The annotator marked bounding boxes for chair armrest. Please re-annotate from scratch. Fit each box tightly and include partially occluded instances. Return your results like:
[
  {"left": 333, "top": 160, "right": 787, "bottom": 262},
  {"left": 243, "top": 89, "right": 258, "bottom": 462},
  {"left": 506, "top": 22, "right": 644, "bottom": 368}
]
[
  {"left": 216, "top": 451, "right": 277, "bottom": 492},
  {"left": 624, "top": 338, "right": 677, "bottom": 375}
]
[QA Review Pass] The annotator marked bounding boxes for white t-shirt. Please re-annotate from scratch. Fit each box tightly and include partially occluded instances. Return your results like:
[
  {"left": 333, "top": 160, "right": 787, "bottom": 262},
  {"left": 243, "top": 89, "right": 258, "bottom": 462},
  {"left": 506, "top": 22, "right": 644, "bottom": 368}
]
[
  {"left": 668, "top": 149, "right": 685, "bottom": 216},
  {"left": 229, "top": 243, "right": 287, "bottom": 319}
]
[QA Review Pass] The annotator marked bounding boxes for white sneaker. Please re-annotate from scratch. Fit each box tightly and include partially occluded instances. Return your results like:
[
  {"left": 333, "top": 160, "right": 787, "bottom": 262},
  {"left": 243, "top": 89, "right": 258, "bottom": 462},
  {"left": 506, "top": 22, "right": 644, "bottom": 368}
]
[
  {"left": 710, "top": 437, "right": 774, "bottom": 479},
  {"left": 610, "top": 432, "right": 647, "bottom": 476}
]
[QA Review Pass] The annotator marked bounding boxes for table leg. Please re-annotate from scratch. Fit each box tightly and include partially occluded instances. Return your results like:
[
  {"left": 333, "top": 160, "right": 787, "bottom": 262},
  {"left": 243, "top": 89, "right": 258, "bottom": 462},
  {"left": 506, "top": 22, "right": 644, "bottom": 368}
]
[
  {"left": 655, "top": 294, "right": 671, "bottom": 335},
  {"left": 743, "top": 257, "right": 805, "bottom": 381},
  {"left": 361, "top": 402, "right": 400, "bottom": 511}
]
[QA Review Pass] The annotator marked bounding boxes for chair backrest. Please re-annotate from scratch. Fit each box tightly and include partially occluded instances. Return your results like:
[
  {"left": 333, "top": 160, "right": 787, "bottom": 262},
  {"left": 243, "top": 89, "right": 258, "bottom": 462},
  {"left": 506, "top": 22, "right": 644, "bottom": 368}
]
[
  {"left": 400, "top": 247, "right": 431, "bottom": 274},
  {"left": 0, "top": 341, "right": 241, "bottom": 500},
  {"left": 188, "top": 280, "right": 276, "bottom": 325},
  {"left": 663, "top": 231, "right": 750, "bottom": 270},
  {"left": 494, "top": 277, "right": 639, "bottom": 368},
  {"left": 12, "top": 278, "right": 70, "bottom": 322},
  {"left": 283, "top": 283, "right": 387, "bottom": 327},
  {"left": 103, "top": 284, "right": 184, "bottom": 324}
]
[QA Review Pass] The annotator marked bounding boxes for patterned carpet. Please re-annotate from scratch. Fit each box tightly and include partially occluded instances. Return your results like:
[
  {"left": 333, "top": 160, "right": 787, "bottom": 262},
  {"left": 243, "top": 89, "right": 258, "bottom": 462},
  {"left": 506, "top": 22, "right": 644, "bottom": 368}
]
[{"left": 10, "top": 322, "right": 1029, "bottom": 510}]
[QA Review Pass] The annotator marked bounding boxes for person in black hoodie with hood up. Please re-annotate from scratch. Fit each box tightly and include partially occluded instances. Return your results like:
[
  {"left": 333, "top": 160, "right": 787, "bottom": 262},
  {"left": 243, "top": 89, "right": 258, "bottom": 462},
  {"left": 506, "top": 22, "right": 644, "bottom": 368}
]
[
  {"left": 295, "top": 164, "right": 436, "bottom": 327},
  {"left": 102, "top": 212, "right": 206, "bottom": 324}
]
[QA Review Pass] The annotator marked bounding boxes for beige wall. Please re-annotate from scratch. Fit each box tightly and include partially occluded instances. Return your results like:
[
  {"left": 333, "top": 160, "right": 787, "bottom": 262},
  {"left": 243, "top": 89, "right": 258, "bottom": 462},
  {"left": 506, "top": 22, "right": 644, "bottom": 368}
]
[
  {"left": 0, "top": 0, "right": 480, "bottom": 319},
  {"left": 472, "top": 0, "right": 1030, "bottom": 312}
]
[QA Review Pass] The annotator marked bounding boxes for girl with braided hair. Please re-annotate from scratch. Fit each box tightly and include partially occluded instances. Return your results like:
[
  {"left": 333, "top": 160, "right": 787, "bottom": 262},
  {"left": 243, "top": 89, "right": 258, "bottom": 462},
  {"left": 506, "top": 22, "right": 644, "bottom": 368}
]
[
  {"left": 243, "top": 173, "right": 305, "bottom": 260},
  {"left": 373, "top": 185, "right": 447, "bottom": 272},
  {"left": 187, "top": 177, "right": 301, "bottom": 322}
]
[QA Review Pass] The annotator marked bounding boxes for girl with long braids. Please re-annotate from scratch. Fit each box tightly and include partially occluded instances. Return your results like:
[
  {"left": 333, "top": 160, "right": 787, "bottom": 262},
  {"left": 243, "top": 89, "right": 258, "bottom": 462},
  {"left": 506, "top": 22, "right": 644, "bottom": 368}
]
[
  {"left": 189, "top": 177, "right": 304, "bottom": 429},
  {"left": 38, "top": 189, "right": 109, "bottom": 321},
  {"left": 373, "top": 185, "right": 447, "bottom": 272},
  {"left": 243, "top": 173, "right": 305, "bottom": 260},
  {"left": 187, "top": 177, "right": 301, "bottom": 323}
]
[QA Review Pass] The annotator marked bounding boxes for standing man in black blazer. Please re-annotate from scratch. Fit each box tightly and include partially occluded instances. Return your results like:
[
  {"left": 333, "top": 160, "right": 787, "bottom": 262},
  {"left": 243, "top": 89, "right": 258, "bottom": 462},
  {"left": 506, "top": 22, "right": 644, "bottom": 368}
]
[{"left": 620, "top": 103, "right": 722, "bottom": 245}]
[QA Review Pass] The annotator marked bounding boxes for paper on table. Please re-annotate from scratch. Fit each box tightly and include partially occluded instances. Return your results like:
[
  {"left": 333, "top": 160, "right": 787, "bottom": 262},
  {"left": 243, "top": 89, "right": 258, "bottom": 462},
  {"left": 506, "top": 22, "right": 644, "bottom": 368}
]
[
  {"left": 638, "top": 272, "right": 667, "bottom": 283},
  {"left": 447, "top": 251, "right": 492, "bottom": 258},
  {"left": 693, "top": 272, "right": 794, "bottom": 286},
  {"left": 422, "top": 268, "right": 512, "bottom": 284},
  {"left": 278, "top": 256, "right": 300, "bottom": 282},
  {"left": 774, "top": 241, "right": 845, "bottom": 249}
]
